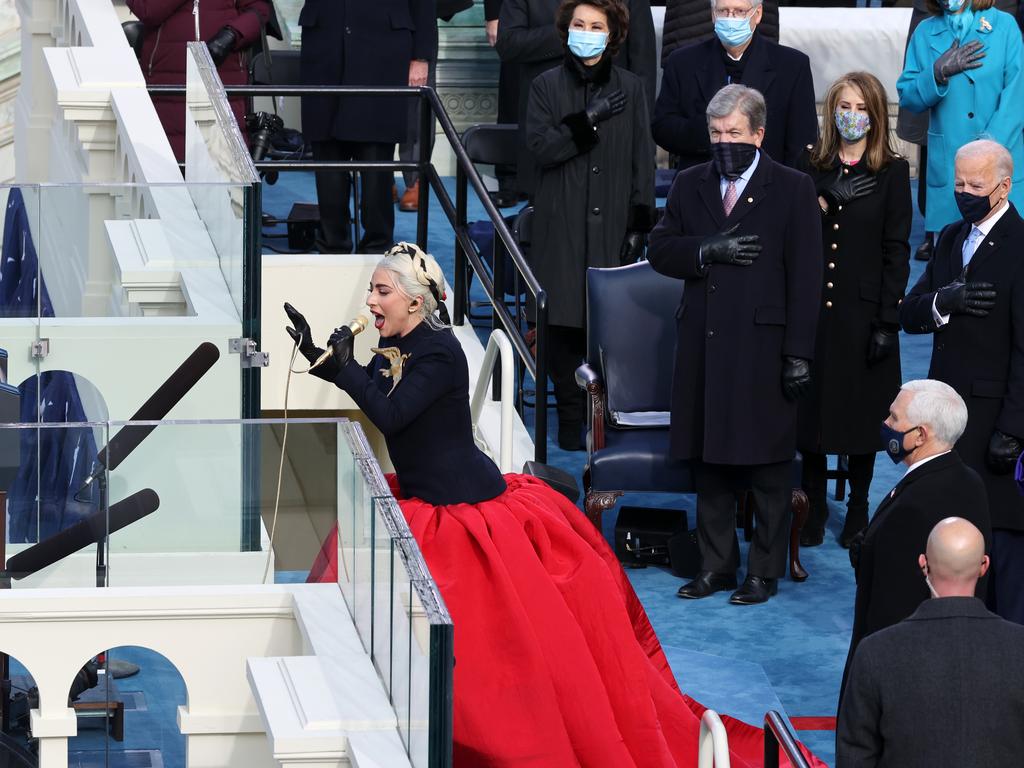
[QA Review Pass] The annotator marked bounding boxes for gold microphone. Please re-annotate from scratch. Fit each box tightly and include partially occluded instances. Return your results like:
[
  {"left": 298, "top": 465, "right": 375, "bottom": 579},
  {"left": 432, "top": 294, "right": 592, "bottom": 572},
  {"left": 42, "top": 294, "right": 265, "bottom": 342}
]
[{"left": 310, "top": 315, "right": 369, "bottom": 370}]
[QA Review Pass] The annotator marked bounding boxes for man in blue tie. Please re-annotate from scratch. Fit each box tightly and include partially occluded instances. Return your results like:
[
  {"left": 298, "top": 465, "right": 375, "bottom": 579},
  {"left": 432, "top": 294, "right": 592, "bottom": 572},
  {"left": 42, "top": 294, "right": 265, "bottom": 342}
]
[{"left": 900, "top": 138, "right": 1024, "bottom": 624}]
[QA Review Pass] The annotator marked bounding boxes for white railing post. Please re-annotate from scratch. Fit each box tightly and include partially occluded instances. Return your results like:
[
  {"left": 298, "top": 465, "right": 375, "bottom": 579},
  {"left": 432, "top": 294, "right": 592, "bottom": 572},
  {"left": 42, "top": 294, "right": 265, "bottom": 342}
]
[
  {"left": 698, "top": 709, "right": 731, "bottom": 768},
  {"left": 470, "top": 329, "right": 515, "bottom": 473}
]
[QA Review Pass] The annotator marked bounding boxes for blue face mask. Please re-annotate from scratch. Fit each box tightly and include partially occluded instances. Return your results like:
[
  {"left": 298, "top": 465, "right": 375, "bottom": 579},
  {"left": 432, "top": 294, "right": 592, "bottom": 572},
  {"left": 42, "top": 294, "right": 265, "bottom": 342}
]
[
  {"left": 880, "top": 422, "right": 921, "bottom": 464},
  {"left": 714, "top": 16, "right": 753, "bottom": 48},
  {"left": 944, "top": 0, "right": 965, "bottom": 12},
  {"left": 567, "top": 29, "right": 608, "bottom": 59}
]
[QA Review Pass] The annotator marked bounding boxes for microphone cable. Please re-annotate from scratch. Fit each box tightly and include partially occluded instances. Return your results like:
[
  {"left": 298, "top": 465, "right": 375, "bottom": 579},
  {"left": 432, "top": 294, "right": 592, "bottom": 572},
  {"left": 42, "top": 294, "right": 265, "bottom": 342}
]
[{"left": 265, "top": 336, "right": 352, "bottom": 584}]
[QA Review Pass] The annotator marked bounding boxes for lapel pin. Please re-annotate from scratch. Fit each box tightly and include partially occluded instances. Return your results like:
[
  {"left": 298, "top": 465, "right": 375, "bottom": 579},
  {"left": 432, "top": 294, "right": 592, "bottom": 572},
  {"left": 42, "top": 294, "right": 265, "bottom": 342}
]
[
  {"left": 989, "top": 241, "right": 995, "bottom": 246},
  {"left": 980, "top": 16, "right": 992, "bottom": 31},
  {"left": 747, "top": 196, "right": 754, "bottom": 203}
]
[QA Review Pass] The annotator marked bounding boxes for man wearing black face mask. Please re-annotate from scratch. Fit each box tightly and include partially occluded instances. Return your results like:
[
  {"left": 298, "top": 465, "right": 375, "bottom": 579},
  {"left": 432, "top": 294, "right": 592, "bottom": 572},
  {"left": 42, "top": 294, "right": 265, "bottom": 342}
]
[
  {"left": 901, "top": 139, "right": 1024, "bottom": 625},
  {"left": 649, "top": 84, "right": 821, "bottom": 606},
  {"left": 840, "top": 379, "right": 990, "bottom": 702}
]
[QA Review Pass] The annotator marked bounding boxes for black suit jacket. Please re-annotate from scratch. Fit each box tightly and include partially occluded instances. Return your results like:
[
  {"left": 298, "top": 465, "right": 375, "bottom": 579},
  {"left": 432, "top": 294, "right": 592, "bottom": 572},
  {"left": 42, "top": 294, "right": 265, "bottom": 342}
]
[
  {"left": 652, "top": 32, "right": 817, "bottom": 171},
  {"left": 838, "top": 597, "right": 1024, "bottom": 768},
  {"left": 648, "top": 152, "right": 822, "bottom": 464},
  {"left": 842, "top": 451, "right": 991, "bottom": 697},
  {"left": 298, "top": 0, "right": 436, "bottom": 144},
  {"left": 899, "top": 204, "right": 1024, "bottom": 531}
]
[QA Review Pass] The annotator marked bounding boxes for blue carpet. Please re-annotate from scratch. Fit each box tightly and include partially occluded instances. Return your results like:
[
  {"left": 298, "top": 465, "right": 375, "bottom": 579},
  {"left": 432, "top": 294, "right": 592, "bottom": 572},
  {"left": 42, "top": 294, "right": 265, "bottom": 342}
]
[{"left": 260, "top": 173, "right": 935, "bottom": 766}]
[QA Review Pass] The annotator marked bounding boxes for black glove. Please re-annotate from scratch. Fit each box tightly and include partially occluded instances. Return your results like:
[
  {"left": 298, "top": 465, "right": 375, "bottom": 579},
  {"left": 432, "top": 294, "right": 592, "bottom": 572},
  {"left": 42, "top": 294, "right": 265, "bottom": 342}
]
[
  {"left": 933, "top": 39, "right": 985, "bottom": 86},
  {"left": 585, "top": 89, "right": 626, "bottom": 127},
  {"left": 987, "top": 430, "right": 1022, "bottom": 475},
  {"left": 848, "top": 529, "right": 865, "bottom": 573},
  {"left": 699, "top": 223, "right": 761, "bottom": 267},
  {"left": 206, "top": 25, "right": 239, "bottom": 67},
  {"left": 327, "top": 325, "right": 357, "bottom": 369},
  {"left": 285, "top": 302, "right": 339, "bottom": 380},
  {"left": 781, "top": 356, "right": 811, "bottom": 402},
  {"left": 284, "top": 302, "right": 319, "bottom": 362},
  {"left": 620, "top": 231, "right": 646, "bottom": 264},
  {"left": 866, "top": 323, "right": 899, "bottom": 365},
  {"left": 934, "top": 280, "right": 997, "bottom": 317},
  {"left": 820, "top": 170, "right": 877, "bottom": 210}
]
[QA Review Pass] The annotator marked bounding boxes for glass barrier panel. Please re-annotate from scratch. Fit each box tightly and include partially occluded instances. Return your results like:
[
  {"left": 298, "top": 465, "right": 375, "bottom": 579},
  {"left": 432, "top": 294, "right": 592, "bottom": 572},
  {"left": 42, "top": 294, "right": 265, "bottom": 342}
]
[
  {"left": 370, "top": 494, "right": 411, "bottom": 700},
  {"left": 1, "top": 421, "right": 110, "bottom": 590}
]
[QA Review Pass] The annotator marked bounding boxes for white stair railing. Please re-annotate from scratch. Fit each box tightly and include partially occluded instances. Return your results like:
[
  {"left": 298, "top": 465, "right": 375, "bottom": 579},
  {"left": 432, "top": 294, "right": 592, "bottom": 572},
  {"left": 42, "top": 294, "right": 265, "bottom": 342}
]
[
  {"left": 470, "top": 329, "right": 515, "bottom": 473},
  {"left": 698, "top": 709, "right": 731, "bottom": 768}
]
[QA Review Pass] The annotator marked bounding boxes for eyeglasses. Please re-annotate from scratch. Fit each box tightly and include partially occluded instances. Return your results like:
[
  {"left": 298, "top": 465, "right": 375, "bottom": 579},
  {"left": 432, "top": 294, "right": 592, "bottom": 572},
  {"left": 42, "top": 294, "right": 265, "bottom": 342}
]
[{"left": 714, "top": 7, "right": 754, "bottom": 19}]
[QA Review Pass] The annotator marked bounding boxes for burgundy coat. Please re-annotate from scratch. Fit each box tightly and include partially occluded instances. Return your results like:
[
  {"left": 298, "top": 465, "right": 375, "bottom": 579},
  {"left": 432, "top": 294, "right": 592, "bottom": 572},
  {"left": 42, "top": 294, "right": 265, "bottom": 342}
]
[{"left": 128, "top": 0, "right": 270, "bottom": 160}]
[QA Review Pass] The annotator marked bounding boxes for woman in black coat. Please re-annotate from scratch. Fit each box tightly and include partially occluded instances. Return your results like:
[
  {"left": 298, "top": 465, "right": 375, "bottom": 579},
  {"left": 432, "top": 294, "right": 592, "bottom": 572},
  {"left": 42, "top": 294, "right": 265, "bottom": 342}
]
[
  {"left": 524, "top": 0, "right": 656, "bottom": 450},
  {"left": 797, "top": 72, "right": 912, "bottom": 547}
]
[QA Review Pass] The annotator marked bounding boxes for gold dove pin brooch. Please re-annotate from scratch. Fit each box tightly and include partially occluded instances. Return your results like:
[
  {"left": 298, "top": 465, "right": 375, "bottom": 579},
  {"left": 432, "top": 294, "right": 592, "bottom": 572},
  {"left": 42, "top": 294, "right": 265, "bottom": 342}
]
[
  {"left": 979, "top": 16, "right": 992, "bottom": 31},
  {"left": 372, "top": 347, "right": 411, "bottom": 395}
]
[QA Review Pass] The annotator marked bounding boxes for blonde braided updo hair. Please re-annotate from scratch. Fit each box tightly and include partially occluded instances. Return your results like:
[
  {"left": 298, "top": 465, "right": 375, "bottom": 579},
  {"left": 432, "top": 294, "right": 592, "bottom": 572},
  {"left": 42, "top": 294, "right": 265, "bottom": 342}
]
[{"left": 378, "top": 242, "right": 451, "bottom": 329}]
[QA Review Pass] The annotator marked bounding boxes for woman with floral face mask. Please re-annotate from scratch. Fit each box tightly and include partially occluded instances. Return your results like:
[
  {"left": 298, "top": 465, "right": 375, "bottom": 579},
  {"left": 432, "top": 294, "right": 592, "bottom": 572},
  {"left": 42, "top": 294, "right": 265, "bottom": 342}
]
[{"left": 795, "top": 72, "right": 912, "bottom": 549}]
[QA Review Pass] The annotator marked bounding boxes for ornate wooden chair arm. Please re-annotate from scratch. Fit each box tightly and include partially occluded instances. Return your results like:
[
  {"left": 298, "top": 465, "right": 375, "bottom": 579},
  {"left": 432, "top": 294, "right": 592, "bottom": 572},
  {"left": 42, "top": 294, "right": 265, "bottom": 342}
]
[{"left": 575, "top": 363, "right": 607, "bottom": 450}]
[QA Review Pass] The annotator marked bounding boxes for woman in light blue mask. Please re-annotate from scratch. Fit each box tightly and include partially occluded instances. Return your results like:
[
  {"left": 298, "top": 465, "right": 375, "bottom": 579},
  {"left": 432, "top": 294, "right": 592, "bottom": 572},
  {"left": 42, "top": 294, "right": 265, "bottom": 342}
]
[
  {"left": 796, "top": 72, "right": 912, "bottom": 550},
  {"left": 898, "top": 0, "right": 1024, "bottom": 238},
  {"left": 523, "top": 0, "right": 657, "bottom": 454}
]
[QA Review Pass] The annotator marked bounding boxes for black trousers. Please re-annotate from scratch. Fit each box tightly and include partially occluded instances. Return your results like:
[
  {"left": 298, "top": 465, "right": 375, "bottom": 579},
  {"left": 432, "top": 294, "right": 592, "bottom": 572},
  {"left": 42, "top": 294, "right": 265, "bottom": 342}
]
[
  {"left": 695, "top": 460, "right": 792, "bottom": 579},
  {"left": 989, "top": 528, "right": 1024, "bottom": 625},
  {"left": 801, "top": 451, "right": 877, "bottom": 531},
  {"left": 547, "top": 324, "right": 586, "bottom": 433},
  {"left": 496, "top": 60, "right": 521, "bottom": 194},
  {"left": 918, "top": 145, "right": 928, "bottom": 222},
  {"left": 312, "top": 140, "right": 395, "bottom": 252}
]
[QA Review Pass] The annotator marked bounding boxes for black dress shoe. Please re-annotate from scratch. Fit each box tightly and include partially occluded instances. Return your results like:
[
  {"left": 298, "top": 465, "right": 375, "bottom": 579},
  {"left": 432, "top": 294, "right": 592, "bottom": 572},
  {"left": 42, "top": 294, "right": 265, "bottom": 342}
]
[
  {"left": 677, "top": 571, "right": 738, "bottom": 599},
  {"left": 489, "top": 190, "right": 520, "bottom": 209},
  {"left": 729, "top": 575, "right": 778, "bottom": 605},
  {"left": 913, "top": 235, "right": 933, "bottom": 262},
  {"left": 799, "top": 526, "right": 825, "bottom": 547},
  {"left": 839, "top": 525, "right": 865, "bottom": 549}
]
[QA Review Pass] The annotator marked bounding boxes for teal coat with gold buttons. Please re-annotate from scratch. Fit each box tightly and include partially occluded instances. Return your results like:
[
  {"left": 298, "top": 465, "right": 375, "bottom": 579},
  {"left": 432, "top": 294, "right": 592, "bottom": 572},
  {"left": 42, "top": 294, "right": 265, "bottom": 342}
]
[{"left": 898, "top": 7, "right": 1024, "bottom": 231}]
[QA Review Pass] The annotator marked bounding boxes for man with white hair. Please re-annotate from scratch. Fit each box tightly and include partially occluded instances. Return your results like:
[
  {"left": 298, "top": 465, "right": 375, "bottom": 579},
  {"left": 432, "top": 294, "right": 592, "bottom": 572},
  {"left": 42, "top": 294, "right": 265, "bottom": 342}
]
[
  {"left": 901, "top": 138, "right": 1024, "bottom": 624},
  {"left": 652, "top": 0, "right": 816, "bottom": 171},
  {"left": 841, "top": 379, "right": 991, "bottom": 696},
  {"left": 837, "top": 518, "right": 1024, "bottom": 767}
]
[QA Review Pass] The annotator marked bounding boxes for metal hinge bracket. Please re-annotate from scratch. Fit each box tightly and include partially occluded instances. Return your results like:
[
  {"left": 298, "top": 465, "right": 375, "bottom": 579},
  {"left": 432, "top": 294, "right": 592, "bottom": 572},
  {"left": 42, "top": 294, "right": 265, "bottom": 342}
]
[
  {"left": 229, "top": 337, "right": 269, "bottom": 368},
  {"left": 31, "top": 339, "right": 50, "bottom": 360}
]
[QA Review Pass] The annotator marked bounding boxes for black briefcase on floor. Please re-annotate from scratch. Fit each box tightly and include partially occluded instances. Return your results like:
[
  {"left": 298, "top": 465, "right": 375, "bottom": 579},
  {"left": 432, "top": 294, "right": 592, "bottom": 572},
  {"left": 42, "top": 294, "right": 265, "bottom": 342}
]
[{"left": 613, "top": 506, "right": 702, "bottom": 577}]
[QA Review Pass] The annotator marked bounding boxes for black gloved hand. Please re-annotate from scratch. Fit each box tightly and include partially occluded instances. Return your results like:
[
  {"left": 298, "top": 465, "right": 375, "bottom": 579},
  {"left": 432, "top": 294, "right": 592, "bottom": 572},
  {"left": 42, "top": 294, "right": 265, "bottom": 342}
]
[
  {"left": 585, "top": 89, "right": 626, "bottom": 127},
  {"left": 284, "top": 302, "right": 320, "bottom": 363},
  {"left": 620, "top": 231, "right": 646, "bottom": 264},
  {"left": 327, "top": 325, "right": 356, "bottom": 369},
  {"left": 933, "top": 39, "right": 985, "bottom": 86},
  {"left": 987, "top": 430, "right": 1022, "bottom": 475},
  {"left": 699, "top": 223, "right": 761, "bottom": 267},
  {"left": 821, "top": 170, "right": 877, "bottom": 211},
  {"left": 781, "top": 356, "right": 811, "bottom": 402},
  {"left": 206, "top": 25, "right": 239, "bottom": 67},
  {"left": 866, "top": 323, "right": 899, "bottom": 365},
  {"left": 934, "top": 280, "right": 997, "bottom": 317}
]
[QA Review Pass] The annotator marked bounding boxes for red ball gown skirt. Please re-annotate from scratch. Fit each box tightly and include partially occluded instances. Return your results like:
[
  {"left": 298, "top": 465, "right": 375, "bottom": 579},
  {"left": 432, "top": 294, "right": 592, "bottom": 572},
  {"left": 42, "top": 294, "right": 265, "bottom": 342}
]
[{"left": 309, "top": 474, "right": 823, "bottom": 768}]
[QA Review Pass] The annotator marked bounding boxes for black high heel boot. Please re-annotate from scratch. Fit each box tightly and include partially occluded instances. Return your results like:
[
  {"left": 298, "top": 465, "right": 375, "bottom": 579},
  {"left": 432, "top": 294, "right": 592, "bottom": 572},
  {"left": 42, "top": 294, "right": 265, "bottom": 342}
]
[{"left": 839, "top": 452, "right": 875, "bottom": 548}]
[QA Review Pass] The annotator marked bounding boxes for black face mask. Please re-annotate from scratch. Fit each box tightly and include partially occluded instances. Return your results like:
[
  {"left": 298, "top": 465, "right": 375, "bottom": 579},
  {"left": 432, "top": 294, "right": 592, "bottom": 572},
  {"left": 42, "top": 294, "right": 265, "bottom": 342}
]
[
  {"left": 880, "top": 422, "right": 921, "bottom": 464},
  {"left": 711, "top": 141, "right": 758, "bottom": 180},
  {"left": 955, "top": 183, "right": 1002, "bottom": 223}
]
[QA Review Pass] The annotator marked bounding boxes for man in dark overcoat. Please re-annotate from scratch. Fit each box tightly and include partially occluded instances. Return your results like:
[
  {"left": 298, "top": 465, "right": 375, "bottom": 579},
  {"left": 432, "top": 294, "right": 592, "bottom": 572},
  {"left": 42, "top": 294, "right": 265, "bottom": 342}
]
[
  {"left": 495, "top": 0, "right": 655, "bottom": 195},
  {"left": 900, "top": 139, "right": 1024, "bottom": 624},
  {"left": 837, "top": 518, "right": 1024, "bottom": 768},
  {"left": 652, "top": 0, "right": 816, "bottom": 172},
  {"left": 841, "top": 380, "right": 990, "bottom": 700},
  {"left": 299, "top": 0, "right": 436, "bottom": 252},
  {"left": 648, "top": 84, "right": 821, "bottom": 605}
]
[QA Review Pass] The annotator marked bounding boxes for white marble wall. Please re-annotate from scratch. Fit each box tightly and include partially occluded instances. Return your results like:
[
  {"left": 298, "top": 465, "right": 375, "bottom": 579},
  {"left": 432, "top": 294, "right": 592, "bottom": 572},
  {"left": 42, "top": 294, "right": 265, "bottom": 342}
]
[{"left": 0, "top": 0, "right": 20, "bottom": 181}]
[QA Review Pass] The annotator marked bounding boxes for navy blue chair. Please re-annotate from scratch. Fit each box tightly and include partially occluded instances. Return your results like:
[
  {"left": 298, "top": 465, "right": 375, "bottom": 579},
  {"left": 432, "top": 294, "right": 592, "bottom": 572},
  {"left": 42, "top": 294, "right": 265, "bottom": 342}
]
[{"left": 575, "top": 261, "right": 809, "bottom": 581}]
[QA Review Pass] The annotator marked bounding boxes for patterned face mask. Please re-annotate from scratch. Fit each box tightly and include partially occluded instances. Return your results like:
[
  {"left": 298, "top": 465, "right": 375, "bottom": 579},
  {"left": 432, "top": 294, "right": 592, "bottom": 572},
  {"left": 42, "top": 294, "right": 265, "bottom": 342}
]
[{"left": 834, "top": 109, "right": 871, "bottom": 142}]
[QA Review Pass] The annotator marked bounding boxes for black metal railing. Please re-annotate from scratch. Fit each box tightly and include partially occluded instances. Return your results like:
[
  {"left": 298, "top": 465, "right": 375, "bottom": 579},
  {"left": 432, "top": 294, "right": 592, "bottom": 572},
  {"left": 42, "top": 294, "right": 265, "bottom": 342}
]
[
  {"left": 152, "top": 83, "right": 549, "bottom": 463},
  {"left": 763, "top": 711, "right": 812, "bottom": 768}
]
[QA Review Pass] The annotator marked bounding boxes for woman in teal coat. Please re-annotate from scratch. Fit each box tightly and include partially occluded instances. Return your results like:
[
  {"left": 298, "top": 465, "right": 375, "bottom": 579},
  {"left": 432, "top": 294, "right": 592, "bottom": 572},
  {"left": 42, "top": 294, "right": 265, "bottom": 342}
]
[{"left": 898, "top": 0, "right": 1024, "bottom": 234}]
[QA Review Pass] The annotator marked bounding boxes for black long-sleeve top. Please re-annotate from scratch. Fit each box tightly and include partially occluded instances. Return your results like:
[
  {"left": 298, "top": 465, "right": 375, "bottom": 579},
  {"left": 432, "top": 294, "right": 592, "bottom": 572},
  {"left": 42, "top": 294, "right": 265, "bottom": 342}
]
[{"left": 332, "top": 322, "right": 507, "bottom": 505}]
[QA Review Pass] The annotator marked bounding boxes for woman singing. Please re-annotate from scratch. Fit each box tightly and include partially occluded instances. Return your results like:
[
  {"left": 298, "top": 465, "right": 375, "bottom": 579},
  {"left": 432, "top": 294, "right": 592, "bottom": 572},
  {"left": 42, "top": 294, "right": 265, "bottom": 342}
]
[
  {"left": 286, "top": 243, "right": 822, "bottom": 767},
  {"left": 525, "top": 0, "right": 656, "bottom": 451},
  {"left": 797, "top": 72, "right": 912, "bottom": 548}
]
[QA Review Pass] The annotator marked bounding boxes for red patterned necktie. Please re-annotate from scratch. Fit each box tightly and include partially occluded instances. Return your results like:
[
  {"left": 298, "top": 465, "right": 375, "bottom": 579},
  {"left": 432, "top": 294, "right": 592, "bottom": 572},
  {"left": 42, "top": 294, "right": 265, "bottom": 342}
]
[{"left": 723, "top": 179, "right": 738, "bottom": 216}]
